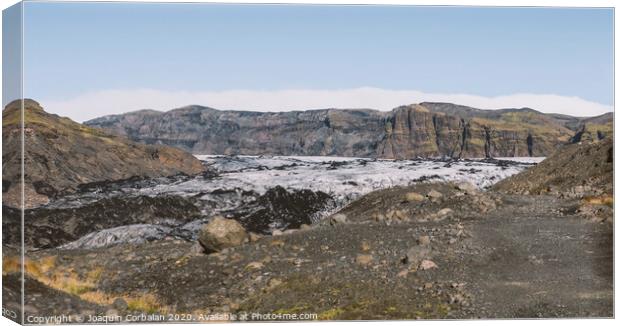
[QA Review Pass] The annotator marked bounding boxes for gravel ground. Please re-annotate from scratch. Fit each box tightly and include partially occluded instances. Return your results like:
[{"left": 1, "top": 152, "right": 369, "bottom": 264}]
[{"left": 4, "top": 183, "right": 613, "bottom": 322}]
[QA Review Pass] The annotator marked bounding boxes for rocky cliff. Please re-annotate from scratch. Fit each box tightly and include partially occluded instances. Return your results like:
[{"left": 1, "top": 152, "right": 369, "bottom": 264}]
[
  {"left": 2, "top": 99, "right": 204, "bottom": 208},
  {"left": 85, "top": 102, "right": 612, "bottom": 159}
]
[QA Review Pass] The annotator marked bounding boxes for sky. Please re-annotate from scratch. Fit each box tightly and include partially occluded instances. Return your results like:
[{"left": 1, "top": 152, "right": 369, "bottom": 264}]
[{"left": 3, "top": 2, "right": 614, "bottom": 121}]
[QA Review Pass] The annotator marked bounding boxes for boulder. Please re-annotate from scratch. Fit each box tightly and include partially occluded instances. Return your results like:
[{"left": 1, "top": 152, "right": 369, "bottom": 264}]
[
  {"left": 436, "top": 208, "right": 454, "bottom": 219},
  {"left": 419, "top": 259, "right": 438, "bottom": 270},
  {"left": 390, "top": 209, "right": 408, "bottom": 221},
  {"left": 245, "top": 261, "right": 264, "bottom": 271},
  {"left": 329, "top": 213, "right": 348, "bottom": 225},
  {"left": 427, "top": 189, "right": 443, "bottom": 201},
  {"left": 198, "top": 217, "right": 248, "bottom": 253},
  {"left": 456, "top": 182, "right": 478, "bottom": 194},
  {"left": 404, "top": 192, "right": 425, "bottom": 202},
  {"left": 403, "top": 246, "right": 431, "bottom": 265}
]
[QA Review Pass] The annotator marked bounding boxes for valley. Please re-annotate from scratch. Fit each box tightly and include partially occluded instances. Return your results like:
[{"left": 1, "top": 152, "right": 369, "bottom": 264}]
[{"left": 1, "top": 100, "right": 613, "bottom": 322}]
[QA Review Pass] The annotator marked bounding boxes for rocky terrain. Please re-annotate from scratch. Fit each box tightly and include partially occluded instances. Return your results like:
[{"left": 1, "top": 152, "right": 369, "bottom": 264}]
[
  {"left": 2, "top": 155, "right": 537, "bottom": 253},
  {"left": 2, "top": 99, "right": 204, "bottom": 208},
  {"left": 2, "top": 181, "right": 612, "bottom": 322},
  {"left": 1, "top": 99, "right": 613, "bottom": 322},
  {"left": 2, "top": 136, "right": 613, "bottom": 322},
  {"left": 85, "top": 102, "right": 612, "bottom": 159},
  {"left": 494, "top": 138, "right": 613, "bottom": 198}
]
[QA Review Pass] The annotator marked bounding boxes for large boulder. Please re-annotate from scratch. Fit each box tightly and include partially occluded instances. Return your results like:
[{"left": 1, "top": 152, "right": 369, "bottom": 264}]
[{"left": 198, "top": 217, "right": 248, "bottom": 253}]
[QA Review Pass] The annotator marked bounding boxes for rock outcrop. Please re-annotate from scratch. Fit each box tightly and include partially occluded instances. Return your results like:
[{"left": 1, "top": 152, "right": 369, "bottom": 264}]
[
  {"left": 2, "top": 99, "right": 204, "bottom": 207},
  {"left": 231, "top": 186, "right": 335, "bottom": 234},
  {"left": 85, "top": 102, "right": 611, "bottom": 159}
]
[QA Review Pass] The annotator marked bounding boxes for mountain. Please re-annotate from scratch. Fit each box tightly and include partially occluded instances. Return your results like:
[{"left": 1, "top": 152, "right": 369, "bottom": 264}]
[
  {"left": 85, "top": 102, "right": 612, "bottom": 159},
  {"left": 2, "top": 99, "right": 204, "bottom": 208}
]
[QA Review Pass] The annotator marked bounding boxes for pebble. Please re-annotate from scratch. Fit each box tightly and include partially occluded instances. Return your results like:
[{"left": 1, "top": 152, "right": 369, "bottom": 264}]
[
  {"left": 246, "top": 261, "right": 264, "bottom": 270},
  {"left": 355, "top": 254, "right": 374, "bottom": 266},
  {"left": 404, "top": 246, "right": 431, "bottom": 265},
  {"left": 112, "top": 298, "right": 128, "bottom": 311},
  {"left": 427, "top": 190, "right": 443, "bottom": 201},
  {"left": 105, "top": 309, "right": 120, "bottom": 317},
  {"left": 330, "top": 214, "right": 348, "bottom": 225},
  {"left": 437, "top": 208, "right": 454, "bottom": 217},
  {"left": 249, "top": 232, "right": 262, "bottom": 242},
  {"left": 419, "top": 259, "right": 438, "bottom": 270},
  {"left": 456, "top": 181, "right": 478, "bottom": 194},
  {"left": 417, "top": 235, "right": 431, "bottom": 246},
  {"left": 397, "top": 269, "right": 409, "bottom": 278},
  {"left": 404, "top": 192, "right": 425, "bottom": 202}
]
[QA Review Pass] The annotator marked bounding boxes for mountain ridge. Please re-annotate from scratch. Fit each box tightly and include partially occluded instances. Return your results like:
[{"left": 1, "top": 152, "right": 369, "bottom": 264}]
[{"left": 85, "top": 102, "right": 612, "bottom": 159}]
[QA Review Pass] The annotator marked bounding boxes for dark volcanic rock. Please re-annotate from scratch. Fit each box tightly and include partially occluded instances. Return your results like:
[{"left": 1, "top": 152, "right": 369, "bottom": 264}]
[
  {"left": 85, "top": 102, "right": 611, "bottom": 160},
  {"left": 2, "top": 195, "right": 202, "bottom": 249},
  {"left": 232, "top": 186, "right": 336, "bottom": 234}
]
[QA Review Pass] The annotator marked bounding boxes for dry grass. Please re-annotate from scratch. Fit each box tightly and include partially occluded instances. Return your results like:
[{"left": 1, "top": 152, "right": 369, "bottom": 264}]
[
  {"left": 584, "top": 195, "right": 614, "bottom": 208},
  {"left": 2, "top": 256, "right": 21, "bottom": 275},
  {"left": 125, "top": 294, "right": 166, "bottom": 314},
  {"left": 2, "top": 255, "right": 57, "bottom": 276},
  {"left": 81, "top": 291, "right": 166, "bottom": 314},
  {"left": 2, "top": 255, "right": 168, "bottom": 313}
]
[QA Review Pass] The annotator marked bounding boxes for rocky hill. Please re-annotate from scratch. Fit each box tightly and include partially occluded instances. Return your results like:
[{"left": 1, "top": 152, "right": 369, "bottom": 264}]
[
  {"left": 493, "top": 137, "right": 613, "bottom": 199},
  {"left": 85, "top": 102, "right": 612, "bottom": 159},
  {"left": 2, "top": 99, "right": 204, "bottom": 208}
]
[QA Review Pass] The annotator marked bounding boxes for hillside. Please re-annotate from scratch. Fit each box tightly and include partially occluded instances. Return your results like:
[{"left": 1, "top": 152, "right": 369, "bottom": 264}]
[
  {"left": 493, "top": 137, "right": 613, "bottom": 198},
  {"left": 2, "top": 99, "right": 204, "bottom": 208},
  {"left": 85, "top": 102, "right": 612, "bottom": 159},
  {"left": 569, "top": 112, "right": 613, "bottom": 143}
]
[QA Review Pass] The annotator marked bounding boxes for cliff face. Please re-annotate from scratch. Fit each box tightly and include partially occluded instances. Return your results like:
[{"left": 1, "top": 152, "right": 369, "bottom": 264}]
[
  {"left": 2, "top": 99, "right": 204, "bottom": 208},
  {"left": 85, "top": 102, "right": 612, "bottom": 159}
]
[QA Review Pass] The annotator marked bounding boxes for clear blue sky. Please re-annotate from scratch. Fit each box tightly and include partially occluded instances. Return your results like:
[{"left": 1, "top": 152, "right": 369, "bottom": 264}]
[{"left": 13, "top": 2, "right": 615, "bottom": 106}]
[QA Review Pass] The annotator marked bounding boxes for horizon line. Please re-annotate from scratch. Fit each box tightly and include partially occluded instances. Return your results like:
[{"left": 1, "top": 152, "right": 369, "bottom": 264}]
[{"left": 11, "top": 87, "right": 614, "bottom": 122}]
